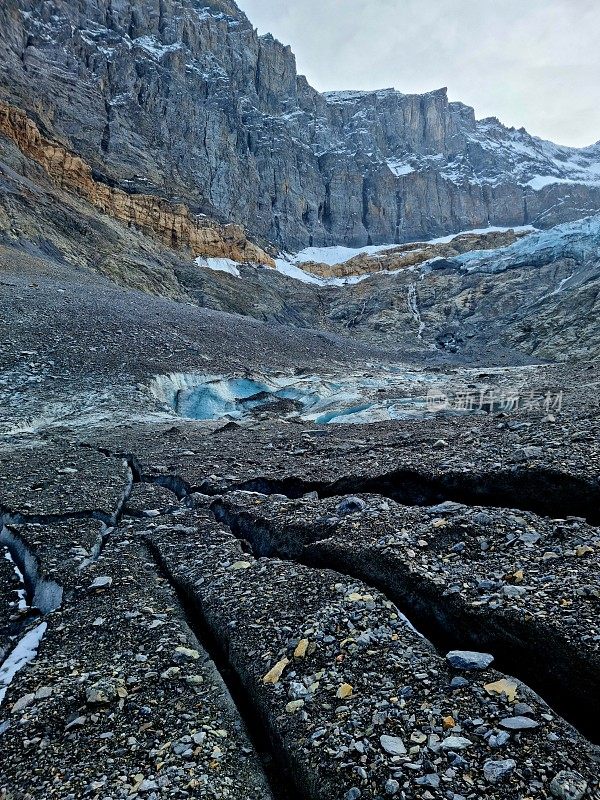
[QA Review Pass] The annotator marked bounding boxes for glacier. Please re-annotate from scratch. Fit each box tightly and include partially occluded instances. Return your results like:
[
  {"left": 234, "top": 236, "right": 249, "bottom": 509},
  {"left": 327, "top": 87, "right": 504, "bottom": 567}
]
[
  {"left": 454, "top": 214, "right": 600, "bottom": 274},
  {"left": 149, "top": 370, "right": 486, "bottom": 426}
]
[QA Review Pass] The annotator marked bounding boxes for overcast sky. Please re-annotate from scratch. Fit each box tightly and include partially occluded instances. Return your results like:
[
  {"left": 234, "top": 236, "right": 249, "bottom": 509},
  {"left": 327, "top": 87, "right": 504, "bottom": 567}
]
[{"left": 237, "top": 0, "right": 600, "bottom": 148}]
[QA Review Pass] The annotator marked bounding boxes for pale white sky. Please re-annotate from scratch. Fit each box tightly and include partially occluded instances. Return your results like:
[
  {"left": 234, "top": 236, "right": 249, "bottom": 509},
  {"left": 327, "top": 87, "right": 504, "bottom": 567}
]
[{"left": 237, "top": 0, "right": 600, "bottom": 148}]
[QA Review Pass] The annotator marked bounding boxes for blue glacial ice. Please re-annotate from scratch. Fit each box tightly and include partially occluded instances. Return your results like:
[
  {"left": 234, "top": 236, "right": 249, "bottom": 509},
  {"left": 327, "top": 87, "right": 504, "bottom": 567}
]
[
  {"left": 454, "top": 214, "right": 600, "bottom": 274},
  {"left": 149, "top": 370, "right": 465, "bottom": 426}
]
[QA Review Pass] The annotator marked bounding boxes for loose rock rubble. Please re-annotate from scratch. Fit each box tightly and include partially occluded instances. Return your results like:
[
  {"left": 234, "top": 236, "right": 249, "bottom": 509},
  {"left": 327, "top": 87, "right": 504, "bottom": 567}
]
[
  {"left": 1, "top": 396, "right": 599, "bottom": 798},
  {"left": 0, "top": 517, "right": 272, "bottom": 799},
  {"left": 1, "top": 245, "right": 600, "bottom": 797},
  {"left": 0, "top": 444, "right": 132, "bottom": 523},
  {"left": 133, "top": 505, "right": 599, "bottom": 799}
]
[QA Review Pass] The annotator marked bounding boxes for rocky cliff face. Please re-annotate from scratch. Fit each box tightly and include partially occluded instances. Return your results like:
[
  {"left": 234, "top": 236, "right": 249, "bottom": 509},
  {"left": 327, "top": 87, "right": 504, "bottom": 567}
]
[
  {"left": 1, "top": 0, "right": 599, "bottom": 252},
  {"left": 0, "top": 100, "right": 273, "bottom": 265}
]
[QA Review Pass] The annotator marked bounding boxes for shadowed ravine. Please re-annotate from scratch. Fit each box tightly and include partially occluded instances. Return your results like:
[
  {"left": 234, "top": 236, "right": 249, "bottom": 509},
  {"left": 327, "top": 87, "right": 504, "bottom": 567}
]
[{"left": 183, "top": 465, "right": 600, "bottom": 526}]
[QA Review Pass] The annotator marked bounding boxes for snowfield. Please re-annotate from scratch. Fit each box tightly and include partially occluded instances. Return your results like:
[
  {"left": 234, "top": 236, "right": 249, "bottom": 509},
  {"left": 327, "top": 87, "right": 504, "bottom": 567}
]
[
  {"left": 272, "top": 225, "right": 537, "bottom": 285},
  {"left": 193, "top": 226, "right": 546, "bottom": 286}
]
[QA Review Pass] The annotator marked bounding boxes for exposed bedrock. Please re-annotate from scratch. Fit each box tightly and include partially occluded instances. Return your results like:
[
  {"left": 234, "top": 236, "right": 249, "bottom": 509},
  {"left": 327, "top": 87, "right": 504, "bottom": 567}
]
[
  {"left": 0, "top": 101, "right": 274, "bottom": 266},
  {"left": 2, "top": 0, "right": 600, "bottom": 249}
]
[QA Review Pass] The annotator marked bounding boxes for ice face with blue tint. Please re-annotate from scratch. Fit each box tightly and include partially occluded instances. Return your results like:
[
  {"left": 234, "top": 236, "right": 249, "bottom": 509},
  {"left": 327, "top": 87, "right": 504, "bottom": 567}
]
[
  {"left": 313, "top": 404, "right": 373, "bottom": 425},
  {"left": 149, "top": 369, "right": 469, "bottom": 426},
  {"left": 176, "top": 378, "right": 270, "bottom": 420},
  {"left": 455, "top": 214, "right": 600, "bottom": 274}
]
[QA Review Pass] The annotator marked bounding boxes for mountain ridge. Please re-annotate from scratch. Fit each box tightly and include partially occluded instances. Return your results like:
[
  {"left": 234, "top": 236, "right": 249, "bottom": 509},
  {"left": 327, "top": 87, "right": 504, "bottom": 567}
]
[{"left": 2, "top": 0, "right": 599, "bottom": 251}]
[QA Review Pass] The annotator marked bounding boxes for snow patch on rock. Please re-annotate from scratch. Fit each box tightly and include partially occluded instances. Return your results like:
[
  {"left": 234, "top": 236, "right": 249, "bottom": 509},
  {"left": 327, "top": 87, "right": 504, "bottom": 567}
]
[
  {"left": 0, "top": 623, "right": 47, "bottom": 705},
  {"left": 195, "top": 257, "right": 241, "bottom": 278},
  {"left": 272, "top": 225, "right": 537, "bottom": 285},
  {"left": 133, "top": 36, "right": 183, "bottom": 58}
]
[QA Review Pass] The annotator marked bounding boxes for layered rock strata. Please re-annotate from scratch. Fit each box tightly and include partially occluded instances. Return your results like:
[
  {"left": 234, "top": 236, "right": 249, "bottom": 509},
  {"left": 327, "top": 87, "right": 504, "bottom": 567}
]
[{"left": 0, "top": 100, "right": 274, "bottom": 265}]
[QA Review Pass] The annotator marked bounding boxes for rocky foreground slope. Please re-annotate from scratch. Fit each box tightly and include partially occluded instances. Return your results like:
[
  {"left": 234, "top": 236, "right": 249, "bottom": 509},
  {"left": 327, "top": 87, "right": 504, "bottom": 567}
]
[
  {"left": 2, "top": 0, "right": 600, "bottom": 249},
  {"left": 1, "top": 240, "right": 600, "bottom": 798}
]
